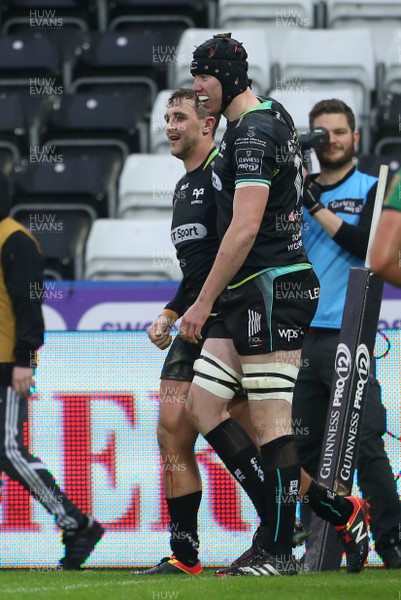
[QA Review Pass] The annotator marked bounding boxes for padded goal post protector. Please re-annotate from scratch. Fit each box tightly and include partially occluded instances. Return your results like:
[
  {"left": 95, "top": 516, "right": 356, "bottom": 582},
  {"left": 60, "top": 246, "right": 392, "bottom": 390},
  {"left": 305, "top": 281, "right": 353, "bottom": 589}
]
[{"left": 304, "top": 267, "right": 384, "bottom": 571}]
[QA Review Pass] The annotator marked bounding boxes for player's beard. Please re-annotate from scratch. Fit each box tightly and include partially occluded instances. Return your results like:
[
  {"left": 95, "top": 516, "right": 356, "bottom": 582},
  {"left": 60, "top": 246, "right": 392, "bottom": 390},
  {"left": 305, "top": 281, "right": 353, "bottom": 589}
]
[
  {"left": 172, "top": 135, "right": 197, "bottom": 161},
  {"left": 316, "top": 142, "right": 355, "bottom": 171}
]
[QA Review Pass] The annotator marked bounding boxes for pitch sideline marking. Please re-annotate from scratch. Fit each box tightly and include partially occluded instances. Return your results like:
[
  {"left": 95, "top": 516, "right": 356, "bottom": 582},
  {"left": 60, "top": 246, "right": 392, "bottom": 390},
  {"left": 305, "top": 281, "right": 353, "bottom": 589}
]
[{"left": 0, "top": 578, "right": 149, "bottom": 595}]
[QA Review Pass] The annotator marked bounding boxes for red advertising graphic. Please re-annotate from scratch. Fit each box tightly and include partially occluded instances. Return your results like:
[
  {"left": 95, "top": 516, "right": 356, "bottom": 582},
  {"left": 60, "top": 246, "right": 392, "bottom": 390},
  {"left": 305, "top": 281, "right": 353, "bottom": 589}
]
[{"left": 0, "top": 331, "right": 399, "bottom": 568}]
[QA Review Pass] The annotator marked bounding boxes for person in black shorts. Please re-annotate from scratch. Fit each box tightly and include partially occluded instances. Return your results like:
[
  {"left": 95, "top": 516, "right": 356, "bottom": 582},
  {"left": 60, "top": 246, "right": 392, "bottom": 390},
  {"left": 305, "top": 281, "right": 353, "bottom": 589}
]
[
  {"left": 179, "top": 33, "right": 370, "bottom": 576},
  {"left": 0, "top": 171, "right": 104, "bottom": 569},
  {"left": 135, "top": 89, "right": 255, "bottom": 575}
]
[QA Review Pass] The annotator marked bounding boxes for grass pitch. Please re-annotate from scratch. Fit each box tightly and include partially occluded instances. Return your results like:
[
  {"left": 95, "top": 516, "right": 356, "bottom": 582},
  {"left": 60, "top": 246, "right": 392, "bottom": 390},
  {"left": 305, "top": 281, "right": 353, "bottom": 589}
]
[{"left": 0, "top": 569, "right": 400, "bottom": 600}]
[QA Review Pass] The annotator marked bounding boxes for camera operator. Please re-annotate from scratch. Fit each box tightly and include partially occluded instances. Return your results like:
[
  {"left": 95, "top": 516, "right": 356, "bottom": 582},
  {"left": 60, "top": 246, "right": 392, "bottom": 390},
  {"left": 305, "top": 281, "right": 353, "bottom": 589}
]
[{"left": 293, "top": 98, "right": 401, "bottom": 569}]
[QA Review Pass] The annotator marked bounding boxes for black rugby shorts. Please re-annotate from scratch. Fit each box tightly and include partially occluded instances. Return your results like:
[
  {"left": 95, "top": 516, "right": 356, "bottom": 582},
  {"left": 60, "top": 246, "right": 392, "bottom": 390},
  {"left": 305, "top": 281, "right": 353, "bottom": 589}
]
[{"left": 211, "top": 265, "right": 320, "bottom": 356}]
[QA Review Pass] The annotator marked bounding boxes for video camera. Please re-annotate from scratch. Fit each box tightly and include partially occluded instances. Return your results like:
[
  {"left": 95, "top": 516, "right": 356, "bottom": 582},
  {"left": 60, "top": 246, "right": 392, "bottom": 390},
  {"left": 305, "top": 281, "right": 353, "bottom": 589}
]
[
  {"left": 298, "top": 127, "right": 329, "bottom": 151},
  {"left": 298, "top": 127, "right": 329, "bottom": 172}
]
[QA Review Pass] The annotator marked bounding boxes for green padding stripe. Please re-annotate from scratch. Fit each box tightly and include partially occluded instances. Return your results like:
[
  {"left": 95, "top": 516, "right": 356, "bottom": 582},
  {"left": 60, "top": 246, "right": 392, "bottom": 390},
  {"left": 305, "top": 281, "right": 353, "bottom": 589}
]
[
  {"left": 274, "top": 469, "right": 282, "bottom": 542},
  {"left": 227, "top": 262, "right": 311, "bottom": 289},
  {"left": 238, "top": 99, "right": 273, "bottom": 119},
  {"left": 235, "top": 178, "right": 271, "bottom": 185},
  {"left": 203, "top": 147, "right": 219, "bottom": 170}
]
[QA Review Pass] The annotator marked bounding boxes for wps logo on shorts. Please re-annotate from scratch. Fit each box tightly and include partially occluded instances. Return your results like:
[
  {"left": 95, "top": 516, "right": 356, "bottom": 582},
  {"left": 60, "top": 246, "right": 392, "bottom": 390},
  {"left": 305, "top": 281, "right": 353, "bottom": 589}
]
[
  {"left": 248, "top": 309, "right": 262, "bottom": 338},
  {"left": 278, "top": 328, "right": 302, "bottom": 341}
]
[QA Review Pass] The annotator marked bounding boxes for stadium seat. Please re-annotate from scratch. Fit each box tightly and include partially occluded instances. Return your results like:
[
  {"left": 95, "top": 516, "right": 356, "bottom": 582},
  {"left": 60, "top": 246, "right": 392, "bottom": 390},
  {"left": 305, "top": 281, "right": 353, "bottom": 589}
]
[
  {"left": 278, "top": 28, "right": 375, "bottom": 153},
  {"left": 105, "top": 0, "right": 214, "bottom": 30},
  {"left": 106, "top": 17, "right": 193, "bottom": 99},
  {"left": 218, "top": 0, "right": 314, "bottom": 27},
  {"left": 117, "top": 153, "right": 185, "bottom": 219},
  {"left": 41, "top": 265, "right": 64, "bottom": 280},
  {"left": 381, "top": 29, "right": 401, "bottom": 98},
  {"left": 0, "top": 32, "right": 62, "bottom": 91},
  {"left": 218, "top": 0, "right": 316, "bottom": 61},
  {"left": 13, "top": 150, "right": 121, "bottom": 218},
  {"left": 109, "top": 12, "right": 190, "bottom": 40},
  {"left": 150, "top": 89, "right": 173, "bottom": 154},
  {"left": 0, "top": 93, "right": 30, "bottom": 157},
  {"left": 326, "top": 0, "right": 401, "bottom": 65},
  {"left": 172, "top": 28, "right": 272, "bottom": 96},
  {"left": 149, "top": 89, "right": 227, "bottom": 154},
  {"left": 1, "top": 8, "right": 88, "bottom": 35},
  {"left": 374, "top": 93, "right": 401, "bottom": 155},
  {"left": 65, "top": 31, "right": 165, "bottom": 101},
  {"left": 0, "top": 92, "right": 54, "bottom": 158},
  {"left": 1, "top": 24, "right": 87, "bottom": 78},
  {"left": 357, "top": 154, "right": 401, "bottom": 183},
  {"left": 84, "top": 218, "right": 181, "bottom": 281},
  {"left": 0, "top": 0, "right": 102, "bottom": 32},
  {"left": 0, "top": 144, "right": 20, "bottom": 176},
  {"left": 10, "top": 203, "right": 96, "bottom": 280},
  {"left": 268, "top": 87, "right": 361, "bottom": 134},
  {"left": 33, "top": 90, "right": 148, "bottom": 159},
  {"left": 110, "top": 13, "right": 193, "bottom": 33}
]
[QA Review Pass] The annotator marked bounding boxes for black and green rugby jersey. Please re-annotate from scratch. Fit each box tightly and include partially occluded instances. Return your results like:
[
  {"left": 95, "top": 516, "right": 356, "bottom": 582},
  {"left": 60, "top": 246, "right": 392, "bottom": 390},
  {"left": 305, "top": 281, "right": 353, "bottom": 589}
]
[
  {"left": 211, "top": 97, "right": 310, "bottom": 284},
  {"left": 166, "top": 147, "right": 220, "bottom": 314}
]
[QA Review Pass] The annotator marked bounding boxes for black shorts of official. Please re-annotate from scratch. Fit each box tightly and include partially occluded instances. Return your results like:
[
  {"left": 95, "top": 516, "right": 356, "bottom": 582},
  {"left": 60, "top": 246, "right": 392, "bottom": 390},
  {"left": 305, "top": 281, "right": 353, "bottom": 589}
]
[{"left": 209, "top": 265, "right": 320, "bottom": 356}]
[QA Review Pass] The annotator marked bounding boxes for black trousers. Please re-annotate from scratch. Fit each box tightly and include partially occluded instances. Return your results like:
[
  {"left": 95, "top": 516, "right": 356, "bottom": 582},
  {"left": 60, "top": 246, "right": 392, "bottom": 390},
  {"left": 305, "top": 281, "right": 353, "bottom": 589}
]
[
  {"left": 293, "top": 330, "right": 401, "bottom": 552},
  {"left": 0, "top": 386, "right": 85, "bottom": 530}
]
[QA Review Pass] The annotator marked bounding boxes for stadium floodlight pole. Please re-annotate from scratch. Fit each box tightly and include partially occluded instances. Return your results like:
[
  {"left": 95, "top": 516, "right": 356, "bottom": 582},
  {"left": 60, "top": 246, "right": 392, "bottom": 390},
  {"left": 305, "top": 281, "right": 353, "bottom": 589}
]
[{"left": 303, "top": 165, "right": 389, "bottom": 572}]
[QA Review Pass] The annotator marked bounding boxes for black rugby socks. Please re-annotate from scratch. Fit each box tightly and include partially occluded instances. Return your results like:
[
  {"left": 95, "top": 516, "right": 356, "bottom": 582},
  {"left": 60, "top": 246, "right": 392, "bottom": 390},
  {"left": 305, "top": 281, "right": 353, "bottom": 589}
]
[
  {"left": 260, "top": 435, "right": 300, "bottom": 557},
  {"left": 205, "top": 419, "right": 269, "bottom": 525},
  {"left": 167, "top": 491, "right": 202, "bottom": 566},
  {"left": 304, "top": 479, "right": 353, "bottom": 526}
]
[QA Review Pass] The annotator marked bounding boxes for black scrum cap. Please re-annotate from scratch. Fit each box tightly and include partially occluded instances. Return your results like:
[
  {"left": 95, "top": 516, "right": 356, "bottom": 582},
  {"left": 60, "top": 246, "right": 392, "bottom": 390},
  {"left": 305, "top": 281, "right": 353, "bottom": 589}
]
[{"left": 190, "top": 33, "right": 251, "bottom": 112}]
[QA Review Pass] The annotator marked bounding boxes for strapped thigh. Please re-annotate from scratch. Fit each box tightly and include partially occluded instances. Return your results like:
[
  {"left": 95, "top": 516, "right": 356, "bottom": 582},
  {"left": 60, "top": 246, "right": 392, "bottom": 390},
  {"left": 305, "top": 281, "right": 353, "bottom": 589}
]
[
  {"left": 242, "top": 362, "right": 299, "bottom": 404},
  {"left": 193, "top": 349, "right": 242, "bottom": 400}
]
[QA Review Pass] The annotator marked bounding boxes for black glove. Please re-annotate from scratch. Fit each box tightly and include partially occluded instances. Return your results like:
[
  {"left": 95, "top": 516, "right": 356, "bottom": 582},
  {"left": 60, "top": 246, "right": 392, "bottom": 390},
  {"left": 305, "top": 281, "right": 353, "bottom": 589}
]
[{"left": 302, "top": 177, "right": 325, "bottom": 216}]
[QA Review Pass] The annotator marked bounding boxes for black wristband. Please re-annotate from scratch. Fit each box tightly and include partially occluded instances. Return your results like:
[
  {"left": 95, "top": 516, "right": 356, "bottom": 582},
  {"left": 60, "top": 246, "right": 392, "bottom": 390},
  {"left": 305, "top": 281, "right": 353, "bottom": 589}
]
[{"left": 308, "top": 202, "right": 324, "bottom": 216}]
